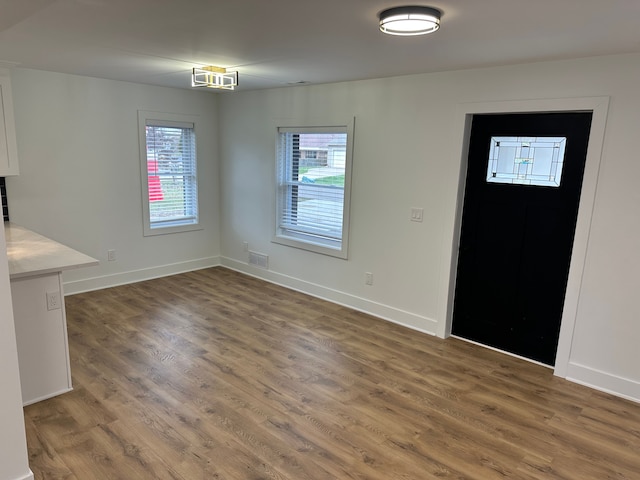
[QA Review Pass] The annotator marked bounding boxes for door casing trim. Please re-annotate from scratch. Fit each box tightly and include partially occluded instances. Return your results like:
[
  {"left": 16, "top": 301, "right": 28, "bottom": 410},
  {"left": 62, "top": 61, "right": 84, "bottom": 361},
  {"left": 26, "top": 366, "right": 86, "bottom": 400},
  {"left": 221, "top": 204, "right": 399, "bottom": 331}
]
[{"left": 439, "top": 96, "right": 610, "bottom": 378}]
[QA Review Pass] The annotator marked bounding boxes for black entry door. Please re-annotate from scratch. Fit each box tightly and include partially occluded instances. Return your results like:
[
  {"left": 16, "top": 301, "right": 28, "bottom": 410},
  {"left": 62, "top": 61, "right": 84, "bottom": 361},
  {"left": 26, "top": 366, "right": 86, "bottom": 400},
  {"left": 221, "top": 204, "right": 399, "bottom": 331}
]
[{"left": 452, "top": 112, "right": 592, "bottom": 365}]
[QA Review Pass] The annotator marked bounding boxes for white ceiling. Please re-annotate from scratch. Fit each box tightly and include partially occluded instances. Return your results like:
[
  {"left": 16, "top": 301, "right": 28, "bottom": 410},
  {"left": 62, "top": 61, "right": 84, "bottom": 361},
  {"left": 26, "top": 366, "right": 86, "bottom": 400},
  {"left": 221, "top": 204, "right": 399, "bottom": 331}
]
[{"left": 1, "top": 0, "right": 639, "bottom": 92}]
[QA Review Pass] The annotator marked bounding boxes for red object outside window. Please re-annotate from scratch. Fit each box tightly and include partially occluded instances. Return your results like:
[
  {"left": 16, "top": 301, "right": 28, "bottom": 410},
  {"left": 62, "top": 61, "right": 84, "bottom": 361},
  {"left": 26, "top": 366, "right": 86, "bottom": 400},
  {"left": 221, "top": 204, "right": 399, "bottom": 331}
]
[{"left": 148, "top": 159, "right": 164, "bottom": 201}]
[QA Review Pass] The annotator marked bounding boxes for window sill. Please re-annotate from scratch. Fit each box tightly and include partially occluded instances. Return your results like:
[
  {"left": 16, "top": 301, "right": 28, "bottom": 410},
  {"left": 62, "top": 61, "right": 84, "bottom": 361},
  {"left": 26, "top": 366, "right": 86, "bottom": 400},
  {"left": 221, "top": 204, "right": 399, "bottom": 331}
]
[
  {"left": 143, "top": 222, "right": 202, "bottom": 237},
  {"left": 273, "top": 232, "right": 347, "bottom": 259}
]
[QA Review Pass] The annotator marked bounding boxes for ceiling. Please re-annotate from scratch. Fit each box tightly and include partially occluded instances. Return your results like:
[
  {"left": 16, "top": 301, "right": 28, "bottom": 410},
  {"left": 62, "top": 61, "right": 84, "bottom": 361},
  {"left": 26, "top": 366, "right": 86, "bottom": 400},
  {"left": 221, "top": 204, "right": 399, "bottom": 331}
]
[{"left": 1, "top": 0, "right": 639, "bottom": 92}]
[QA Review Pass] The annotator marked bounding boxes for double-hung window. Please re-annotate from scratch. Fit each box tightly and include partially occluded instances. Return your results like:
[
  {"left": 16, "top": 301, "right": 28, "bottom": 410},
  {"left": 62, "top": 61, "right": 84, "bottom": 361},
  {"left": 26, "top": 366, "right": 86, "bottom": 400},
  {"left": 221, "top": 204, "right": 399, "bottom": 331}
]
[
  {"left": 138, "top": 111, "right": 200, "bottom": 236},
  {"left": 275, "top": 120, "right": 354, "bottom": 258}
]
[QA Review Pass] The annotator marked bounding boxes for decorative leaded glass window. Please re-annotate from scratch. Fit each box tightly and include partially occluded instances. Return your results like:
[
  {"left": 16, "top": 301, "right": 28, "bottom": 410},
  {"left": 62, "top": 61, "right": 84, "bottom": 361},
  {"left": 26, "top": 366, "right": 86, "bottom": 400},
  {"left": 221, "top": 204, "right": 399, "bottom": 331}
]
[{"left": 487, "top": 137, "right": 566, "bottom": 187}]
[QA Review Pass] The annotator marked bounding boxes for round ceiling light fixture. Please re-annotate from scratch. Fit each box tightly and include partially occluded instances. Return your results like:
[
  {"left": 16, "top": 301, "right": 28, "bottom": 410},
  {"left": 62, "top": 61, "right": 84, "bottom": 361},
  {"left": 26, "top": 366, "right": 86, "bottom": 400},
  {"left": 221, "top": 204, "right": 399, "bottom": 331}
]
[{"left": 379, "top": 6, "right": 441, "bottom": 36}]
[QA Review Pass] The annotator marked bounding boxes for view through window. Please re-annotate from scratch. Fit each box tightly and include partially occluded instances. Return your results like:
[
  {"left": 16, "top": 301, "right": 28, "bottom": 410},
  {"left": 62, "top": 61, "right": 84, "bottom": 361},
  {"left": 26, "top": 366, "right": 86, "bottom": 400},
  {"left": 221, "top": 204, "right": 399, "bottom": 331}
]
[
  {"left": 139, "top": 112, "right": 199, "bottom": 236},
  {"left": 275, "top": 125, "right": 353, "bottom": 258}
]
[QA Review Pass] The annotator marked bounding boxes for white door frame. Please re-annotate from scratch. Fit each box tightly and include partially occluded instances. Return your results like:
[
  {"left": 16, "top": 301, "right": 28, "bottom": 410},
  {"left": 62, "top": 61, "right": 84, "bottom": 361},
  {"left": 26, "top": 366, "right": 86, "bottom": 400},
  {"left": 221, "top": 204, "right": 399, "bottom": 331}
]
[{"left": 438, "top": 96, "right": 610, "bottom": 377}]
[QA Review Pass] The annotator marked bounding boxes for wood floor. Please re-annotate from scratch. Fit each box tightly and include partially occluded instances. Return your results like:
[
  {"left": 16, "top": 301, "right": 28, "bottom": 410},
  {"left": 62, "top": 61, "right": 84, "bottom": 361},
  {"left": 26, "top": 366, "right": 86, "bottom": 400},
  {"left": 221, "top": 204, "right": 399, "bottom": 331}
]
[{"left": 24, "top": 267, "right": 640, "bottom": 479}]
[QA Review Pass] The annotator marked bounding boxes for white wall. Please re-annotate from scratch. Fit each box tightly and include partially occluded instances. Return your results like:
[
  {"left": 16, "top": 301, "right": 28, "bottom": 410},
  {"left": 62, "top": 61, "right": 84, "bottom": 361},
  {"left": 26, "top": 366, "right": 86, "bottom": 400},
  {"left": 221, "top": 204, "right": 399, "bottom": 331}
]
[
  {"left": 6, "top": 69, "right": 221, "bottom": 293},
  {"left": 0, "top": 227, "right": 33, "bottom": 480},
  {"left": 218, "top": 53, "right": 640, "bottom": 402}
]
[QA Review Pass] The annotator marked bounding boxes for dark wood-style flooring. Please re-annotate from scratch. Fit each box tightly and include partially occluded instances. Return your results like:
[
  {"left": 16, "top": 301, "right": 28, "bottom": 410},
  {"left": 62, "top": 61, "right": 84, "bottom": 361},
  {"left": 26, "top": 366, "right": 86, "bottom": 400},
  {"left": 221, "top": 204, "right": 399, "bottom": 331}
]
[{"left": 24, "top": 267, "right": 640, "bottom": 479}]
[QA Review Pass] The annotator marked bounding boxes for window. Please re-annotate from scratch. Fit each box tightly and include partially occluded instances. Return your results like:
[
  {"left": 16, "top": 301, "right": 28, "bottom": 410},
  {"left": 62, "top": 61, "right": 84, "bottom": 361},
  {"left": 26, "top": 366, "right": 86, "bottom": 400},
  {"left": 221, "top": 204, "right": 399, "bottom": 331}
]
[
  {"left": 138, "top": 111, "right": 200, "bottom": 236},
  {"left": 274, "top": 121, "right": 354, "bottom": 258},
  {"left": 487, "top": 136, "right": 567, "bottom": 187}
]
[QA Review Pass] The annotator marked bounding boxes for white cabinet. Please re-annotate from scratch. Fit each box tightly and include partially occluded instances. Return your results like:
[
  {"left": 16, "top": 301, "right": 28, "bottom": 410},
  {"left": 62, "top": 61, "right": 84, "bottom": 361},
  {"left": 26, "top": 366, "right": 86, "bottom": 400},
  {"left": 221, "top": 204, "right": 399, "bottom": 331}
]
[
  {"left": 11, "top": 272, "right": 72, "bottom": 405},
  {"left": 0, "top": 68, "right": 19, "bottom": 176}
]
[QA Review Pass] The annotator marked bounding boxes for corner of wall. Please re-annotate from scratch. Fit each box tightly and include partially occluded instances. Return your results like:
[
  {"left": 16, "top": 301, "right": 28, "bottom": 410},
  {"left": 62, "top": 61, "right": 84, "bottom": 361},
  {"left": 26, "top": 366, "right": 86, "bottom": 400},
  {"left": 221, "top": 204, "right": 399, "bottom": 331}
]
[{"left": 64, "top": 256, "right": 221, "bottom": 295}]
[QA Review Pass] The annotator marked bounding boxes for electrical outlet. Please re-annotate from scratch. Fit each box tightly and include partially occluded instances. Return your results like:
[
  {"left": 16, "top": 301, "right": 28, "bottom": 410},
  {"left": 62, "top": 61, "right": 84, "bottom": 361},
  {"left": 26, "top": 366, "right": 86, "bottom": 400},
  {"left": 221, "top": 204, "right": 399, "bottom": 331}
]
[
  {"left": 107, "top": 249, "right": 116, "bottom": 261},
  {"left": 365, "top": 272, "right": 373, "bottom": 286},
  {"left": 410, "top": 207, "right": 424, "bottom": 222},
  {"left": 46, "top": 291, "right": 61, "bottom": 311},
  {"left": 243, "top": 242, "right": 249, "bottom": 252}
]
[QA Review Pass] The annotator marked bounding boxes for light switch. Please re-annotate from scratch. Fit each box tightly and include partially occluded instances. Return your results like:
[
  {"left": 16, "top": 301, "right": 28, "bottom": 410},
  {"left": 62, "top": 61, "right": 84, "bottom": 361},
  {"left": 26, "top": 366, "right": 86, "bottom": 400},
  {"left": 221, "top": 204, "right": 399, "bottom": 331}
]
[{"left": 410, "top": 207, "right": 424, "bottom": 222}]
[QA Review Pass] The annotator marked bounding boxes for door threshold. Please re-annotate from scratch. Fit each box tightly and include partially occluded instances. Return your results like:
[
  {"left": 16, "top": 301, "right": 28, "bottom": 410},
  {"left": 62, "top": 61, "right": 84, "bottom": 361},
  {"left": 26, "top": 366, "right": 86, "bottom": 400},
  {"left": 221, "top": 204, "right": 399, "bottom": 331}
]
[{"left": 450, "top": 335, "right": 554, "bottom": 369}]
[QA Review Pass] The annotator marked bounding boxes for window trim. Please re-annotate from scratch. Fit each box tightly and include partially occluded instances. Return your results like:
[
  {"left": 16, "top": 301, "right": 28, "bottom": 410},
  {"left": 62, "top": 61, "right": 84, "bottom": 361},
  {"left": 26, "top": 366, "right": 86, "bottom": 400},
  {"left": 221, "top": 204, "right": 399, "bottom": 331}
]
[
  {"left": 273, "top": 118, "right": 355, "bottom": 259},
  {"left": 138, "top": 111, "right": 201, "bottom": 237}
]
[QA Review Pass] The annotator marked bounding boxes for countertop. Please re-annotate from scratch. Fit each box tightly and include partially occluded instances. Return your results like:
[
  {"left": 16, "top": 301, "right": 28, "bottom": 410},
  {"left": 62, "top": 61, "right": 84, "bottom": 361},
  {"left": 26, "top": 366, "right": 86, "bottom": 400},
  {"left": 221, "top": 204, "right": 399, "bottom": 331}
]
[{"left": 4, "top": 222, "right": 99, "bottom": 279}]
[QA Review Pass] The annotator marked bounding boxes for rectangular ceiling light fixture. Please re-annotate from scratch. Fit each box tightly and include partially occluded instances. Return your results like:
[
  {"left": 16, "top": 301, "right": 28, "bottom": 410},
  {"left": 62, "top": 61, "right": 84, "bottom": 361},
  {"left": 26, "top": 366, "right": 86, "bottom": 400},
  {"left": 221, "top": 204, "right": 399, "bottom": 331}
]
[{"left": 192, "top": 66, "right": 238, "bottom": 90}]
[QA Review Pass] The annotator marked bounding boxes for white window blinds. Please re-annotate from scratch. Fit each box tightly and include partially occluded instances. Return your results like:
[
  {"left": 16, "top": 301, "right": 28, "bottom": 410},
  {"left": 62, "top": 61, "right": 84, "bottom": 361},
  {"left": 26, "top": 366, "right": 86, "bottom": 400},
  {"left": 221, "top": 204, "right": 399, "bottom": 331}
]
[
  {"left": 276, "top": 126, "right": 350, "bottom": 254},
  {"left": 144, "top": 120, "right": 198, "bottom": 230}
]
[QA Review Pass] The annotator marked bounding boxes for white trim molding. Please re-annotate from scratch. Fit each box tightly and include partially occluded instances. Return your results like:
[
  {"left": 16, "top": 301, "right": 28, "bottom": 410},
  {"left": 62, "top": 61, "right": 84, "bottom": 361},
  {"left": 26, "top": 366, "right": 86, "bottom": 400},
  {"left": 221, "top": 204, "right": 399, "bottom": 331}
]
[
  {"left": 13, "top": 472, "right": 34, "bottom": 480},
  {"left": 63, "top": 256, "right": 220, "bottom": 295},
  {"left": 566, "top": 362, "right": 640, "bottom": 404}
]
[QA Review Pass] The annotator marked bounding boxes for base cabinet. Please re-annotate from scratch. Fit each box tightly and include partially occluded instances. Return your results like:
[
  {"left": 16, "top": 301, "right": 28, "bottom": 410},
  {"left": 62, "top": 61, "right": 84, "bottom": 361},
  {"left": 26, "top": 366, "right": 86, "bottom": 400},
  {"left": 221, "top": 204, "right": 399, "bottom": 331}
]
[{"left": 10, "top": 272, "right": 72, "bottom": 406}]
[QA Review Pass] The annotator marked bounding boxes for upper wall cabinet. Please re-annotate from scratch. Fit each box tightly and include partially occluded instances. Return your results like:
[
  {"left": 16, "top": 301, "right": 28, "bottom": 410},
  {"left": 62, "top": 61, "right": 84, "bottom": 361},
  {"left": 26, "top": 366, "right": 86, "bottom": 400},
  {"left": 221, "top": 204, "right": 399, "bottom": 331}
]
[{"left": 0, "top": 69, "right": 19, "bottom": 176}]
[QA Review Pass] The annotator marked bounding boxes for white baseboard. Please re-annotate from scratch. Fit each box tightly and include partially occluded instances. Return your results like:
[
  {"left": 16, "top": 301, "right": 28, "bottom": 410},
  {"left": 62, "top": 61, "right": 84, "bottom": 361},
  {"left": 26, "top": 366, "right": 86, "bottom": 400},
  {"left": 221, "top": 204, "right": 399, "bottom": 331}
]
[
  {"left": 566, "top": 362, "right": 640, "bottom": 404},
  {"left": 221, "top": 257, "right": 438, "bottom": 336},
  {"left": 63, "top": 256, "right": 220, "bottom": 295},
  {"left": 22, "top": 387, "right": 73, "bottom": 407},
  {"left": 13, "top": 471, "right": 34, "bottom": 480}
]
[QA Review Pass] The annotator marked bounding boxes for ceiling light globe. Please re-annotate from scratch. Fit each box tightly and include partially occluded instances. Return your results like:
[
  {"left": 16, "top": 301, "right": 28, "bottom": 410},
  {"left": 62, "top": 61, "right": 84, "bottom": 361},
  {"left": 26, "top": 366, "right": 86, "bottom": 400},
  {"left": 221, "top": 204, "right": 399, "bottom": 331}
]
[{"left": 379, "top": 6, "right": 441, "bottom": 36}]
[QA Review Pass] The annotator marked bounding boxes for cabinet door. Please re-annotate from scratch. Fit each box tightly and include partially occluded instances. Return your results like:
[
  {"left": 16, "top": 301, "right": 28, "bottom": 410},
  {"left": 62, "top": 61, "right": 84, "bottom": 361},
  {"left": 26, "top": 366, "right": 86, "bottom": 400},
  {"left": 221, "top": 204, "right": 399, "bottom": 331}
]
[
  {"left": 0, "top": 71, "right": 19, "bottom": 176},
  {"left": 11, "top": 273, "right": 72, "bottom": 405}
]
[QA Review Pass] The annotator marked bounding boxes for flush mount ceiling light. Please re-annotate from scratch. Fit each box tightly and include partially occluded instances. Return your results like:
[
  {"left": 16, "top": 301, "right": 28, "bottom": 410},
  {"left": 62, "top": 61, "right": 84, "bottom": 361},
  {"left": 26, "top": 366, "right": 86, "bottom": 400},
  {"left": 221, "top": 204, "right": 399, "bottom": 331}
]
[
  {"left": 379, "top": 6, "right": 441, "bottom": 36},
  {"left": 192, "top": 66, "right": 238, "bottom": 90}
]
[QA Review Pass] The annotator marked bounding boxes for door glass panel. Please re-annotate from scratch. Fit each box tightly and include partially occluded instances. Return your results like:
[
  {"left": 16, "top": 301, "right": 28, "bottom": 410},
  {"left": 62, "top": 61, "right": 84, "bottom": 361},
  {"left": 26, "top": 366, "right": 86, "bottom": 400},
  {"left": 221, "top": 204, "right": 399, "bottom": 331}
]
[{"left": 487, "top": 136, "right": 566, "bottom": 187}]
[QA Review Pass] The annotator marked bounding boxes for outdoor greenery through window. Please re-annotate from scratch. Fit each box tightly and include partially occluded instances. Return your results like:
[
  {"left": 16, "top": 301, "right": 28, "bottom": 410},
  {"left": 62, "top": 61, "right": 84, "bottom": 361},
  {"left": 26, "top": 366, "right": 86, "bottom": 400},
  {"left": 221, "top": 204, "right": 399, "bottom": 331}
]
[
  {"left": 275, "top": 123, "right": 354, "bottom": 258},
  {"left": 139, "top": 112, "right": 199, "bottom": 236}
]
